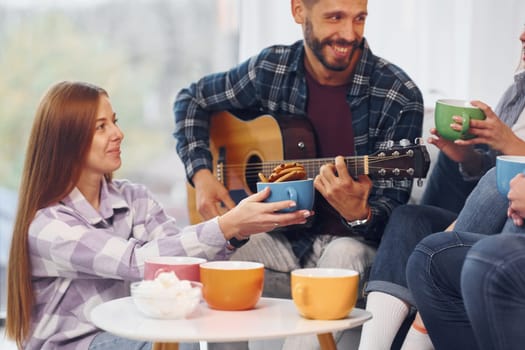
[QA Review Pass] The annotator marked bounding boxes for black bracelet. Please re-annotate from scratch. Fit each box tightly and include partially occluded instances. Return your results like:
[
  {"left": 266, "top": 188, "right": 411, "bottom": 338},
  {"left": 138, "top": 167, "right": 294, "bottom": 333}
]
[{"left": 227, "top": 236, "right": 250, "bottom": 249}]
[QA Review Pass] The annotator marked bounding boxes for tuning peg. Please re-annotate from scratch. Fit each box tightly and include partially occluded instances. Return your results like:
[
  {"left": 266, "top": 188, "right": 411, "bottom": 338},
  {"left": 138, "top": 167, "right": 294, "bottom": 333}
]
[{"left": 399, "top": 139, "right": 411, "bottom": 147}]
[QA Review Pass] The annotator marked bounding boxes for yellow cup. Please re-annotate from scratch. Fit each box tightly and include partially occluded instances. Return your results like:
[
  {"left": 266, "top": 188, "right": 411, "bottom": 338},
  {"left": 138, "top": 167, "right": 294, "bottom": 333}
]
[
  {"left": 291, "top": 268, "right": 359, "bottom": 320},
  {"left": 200, "top": 261, "right": 264, "bottom": 311}
]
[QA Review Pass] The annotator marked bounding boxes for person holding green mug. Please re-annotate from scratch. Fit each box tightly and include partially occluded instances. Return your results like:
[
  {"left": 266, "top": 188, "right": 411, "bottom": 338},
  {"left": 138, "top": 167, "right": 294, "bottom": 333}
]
[
  {"left": 359, "top": 26, "right": 525, "bottom": 350},
  {"left": 420, "top": 95, "right": 525, "bottom": 216},
  {"left": 423, "top": 50, "right": 525, "bottom": 214},
  {"left": 430, "top": 97, "right": 525, "bottom": 169}
]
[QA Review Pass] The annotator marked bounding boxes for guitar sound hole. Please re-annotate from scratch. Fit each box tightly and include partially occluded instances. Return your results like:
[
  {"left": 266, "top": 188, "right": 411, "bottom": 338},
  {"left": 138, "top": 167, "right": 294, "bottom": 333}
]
[{"left": 246, "top": 155, "right": 263, "bottom": 194}]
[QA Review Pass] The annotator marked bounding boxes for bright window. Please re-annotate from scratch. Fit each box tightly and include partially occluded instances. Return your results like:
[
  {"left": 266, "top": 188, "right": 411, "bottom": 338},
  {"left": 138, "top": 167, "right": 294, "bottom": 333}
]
[{"left": 0, "top": 0, "right": 239, "bottom": 317}]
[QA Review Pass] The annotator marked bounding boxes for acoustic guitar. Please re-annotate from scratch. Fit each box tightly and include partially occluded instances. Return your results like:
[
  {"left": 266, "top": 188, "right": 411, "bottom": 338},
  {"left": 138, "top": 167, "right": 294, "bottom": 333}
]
[{"left": 186, "top": 111, "right": 431, "bottom": 224}]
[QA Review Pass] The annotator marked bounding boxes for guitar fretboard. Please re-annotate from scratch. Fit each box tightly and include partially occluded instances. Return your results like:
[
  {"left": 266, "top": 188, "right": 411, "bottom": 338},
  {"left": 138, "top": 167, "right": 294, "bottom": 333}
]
[
  {"left": 259, "top": 156, "right": 370, "bottom": 178},
  {"left": 216, "top": 151, "right": 420, "bottom": 182}
]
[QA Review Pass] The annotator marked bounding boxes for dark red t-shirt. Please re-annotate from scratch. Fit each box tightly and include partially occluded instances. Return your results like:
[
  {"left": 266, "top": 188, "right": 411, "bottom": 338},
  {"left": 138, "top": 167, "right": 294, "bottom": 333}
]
[{"left": 305, "top": 69, "right": 355, "bottom": 157}]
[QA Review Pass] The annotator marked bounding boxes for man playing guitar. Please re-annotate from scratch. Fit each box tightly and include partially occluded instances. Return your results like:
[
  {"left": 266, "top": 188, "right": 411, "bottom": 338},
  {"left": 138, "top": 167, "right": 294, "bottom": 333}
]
[{"left": 173, "top": 2, "right": 424, "bottom": 348}]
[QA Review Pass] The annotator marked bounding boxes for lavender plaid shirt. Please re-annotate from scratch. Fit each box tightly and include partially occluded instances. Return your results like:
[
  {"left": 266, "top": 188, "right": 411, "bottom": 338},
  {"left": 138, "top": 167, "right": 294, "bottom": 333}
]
[{"left": 26, "top": 179, "right": 232, "bottom": 349}]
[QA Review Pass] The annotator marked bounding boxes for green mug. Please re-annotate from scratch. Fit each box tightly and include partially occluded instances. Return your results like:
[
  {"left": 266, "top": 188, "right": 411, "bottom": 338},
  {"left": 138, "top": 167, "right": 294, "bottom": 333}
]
[{"left": 434, "top": 99, "right": 486, "bottom": 141}]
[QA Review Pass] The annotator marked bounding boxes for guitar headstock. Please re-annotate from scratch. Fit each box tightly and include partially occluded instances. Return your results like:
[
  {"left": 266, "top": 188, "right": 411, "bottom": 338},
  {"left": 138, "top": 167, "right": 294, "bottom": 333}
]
[{"left": 365, "top": 139, "right": 431, "bottom": 180}]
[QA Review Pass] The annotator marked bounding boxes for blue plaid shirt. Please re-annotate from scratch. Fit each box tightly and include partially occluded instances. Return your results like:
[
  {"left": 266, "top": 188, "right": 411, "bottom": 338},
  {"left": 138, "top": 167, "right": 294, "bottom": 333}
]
[{"left": 174, "top": 38, "right": 424, "bottom": 244}]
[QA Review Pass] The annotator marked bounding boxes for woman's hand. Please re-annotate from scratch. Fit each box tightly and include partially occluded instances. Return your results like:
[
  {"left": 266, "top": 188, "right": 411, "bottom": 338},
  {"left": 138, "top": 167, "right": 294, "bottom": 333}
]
[
  {"left": 217, "top": 186, "right": 313, "bottom": 240},
  {"left": 427, "top": 127, "right": 477, "bottom": 163},
  {"left": 507, "top": 173, "right": 525, "bottom": 226},
  {"left": 454, "top": 101, "right": 525, "bottom": 155}
]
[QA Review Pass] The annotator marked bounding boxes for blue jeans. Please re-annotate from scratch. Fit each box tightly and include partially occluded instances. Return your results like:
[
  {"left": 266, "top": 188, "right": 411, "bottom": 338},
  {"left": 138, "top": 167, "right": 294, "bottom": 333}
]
[
  {"left": 365, "top": 167, "right": 506, "bottom": 305},
  {"left": 463, "top": 233, "right": 525, "bottom": 350},
  {"left": 365, "top": 204, "right": 456, "bottom": 305},
  {"left": 454, "top": 167, "right": 510, "bottom": 234},
  {"left": 421, "top": 152, "right": 479, "bottom": 214},
  {"left": 89, "top": 332, "right": 152, "bottom": 350},
  {"left": 89, "top": 332, "right": 200, "bottom": 350},
  {"left": 407, "top": 230, "right": 525, "bottom": 350}
]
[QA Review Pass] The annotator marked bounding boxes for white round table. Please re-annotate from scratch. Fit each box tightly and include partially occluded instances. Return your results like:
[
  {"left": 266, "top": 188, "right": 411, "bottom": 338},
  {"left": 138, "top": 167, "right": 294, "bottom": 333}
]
[{"left": 91, "top": 297, "right": 372, "bottom": 350}]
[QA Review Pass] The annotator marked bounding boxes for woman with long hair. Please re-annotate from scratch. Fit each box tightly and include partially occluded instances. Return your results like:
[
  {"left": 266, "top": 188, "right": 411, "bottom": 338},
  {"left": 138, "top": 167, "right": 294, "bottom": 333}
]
[{"left": 6, "top": 81, "right": 312, "bottom": 350}]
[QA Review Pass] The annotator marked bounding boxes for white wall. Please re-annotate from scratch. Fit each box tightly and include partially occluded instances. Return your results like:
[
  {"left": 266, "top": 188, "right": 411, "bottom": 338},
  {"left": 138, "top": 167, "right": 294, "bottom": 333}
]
[
  {"left": 239, "top": 0, "right": 525, "bottom": 108},
  {"left": 238, "top": 0, "right": 301, "bottom": 60}
]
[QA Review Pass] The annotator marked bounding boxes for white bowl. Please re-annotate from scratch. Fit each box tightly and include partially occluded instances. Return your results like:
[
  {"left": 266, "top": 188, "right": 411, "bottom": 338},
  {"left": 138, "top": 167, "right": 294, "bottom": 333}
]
[{"left": 130, "top": 280, "right": 202, "bottom": 319}]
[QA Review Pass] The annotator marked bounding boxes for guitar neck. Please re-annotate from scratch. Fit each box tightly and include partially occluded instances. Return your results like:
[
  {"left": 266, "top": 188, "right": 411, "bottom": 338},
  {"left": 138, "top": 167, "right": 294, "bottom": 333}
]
[{"left": 261, "top": 156, "right": 369, "bottom": 178}]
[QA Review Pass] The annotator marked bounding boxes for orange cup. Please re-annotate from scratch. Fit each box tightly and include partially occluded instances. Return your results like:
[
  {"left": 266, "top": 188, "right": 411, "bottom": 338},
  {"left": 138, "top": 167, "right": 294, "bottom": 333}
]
[
  {"left": 200, "top": 261, "right": 264, "bottom": 310},
  {"left": 291, "top": 268, "right": 359, "bottom": 320}
]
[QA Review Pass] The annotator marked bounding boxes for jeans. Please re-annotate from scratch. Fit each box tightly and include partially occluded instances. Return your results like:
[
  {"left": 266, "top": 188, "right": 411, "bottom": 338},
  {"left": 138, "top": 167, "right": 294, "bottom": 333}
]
[
  {"left": 365, "top": 167, "right": 507, "bottom": 306},
  {"left": 407, "top": 230, "right": 525, "bottom": 350},
  {"left": 406, "top": 231, "right": 485, "bottom": 350},
  {"left": 88, "top": 332, "right": 152, "bottom": 350},
  {"left": 364, "top": 204, "right": 456, "bottom": 305},
  {"left": 89, "top": 332, "right": 200, "bottom": 350},
  {"left": 421, "top": 152, "right": 479, "bottom": 214},
  {"left": 463, "top": 233, "right": 525, "bottom": 350},
  {"left": 454, "top": 167, "right": 509, "bottom": 233}
]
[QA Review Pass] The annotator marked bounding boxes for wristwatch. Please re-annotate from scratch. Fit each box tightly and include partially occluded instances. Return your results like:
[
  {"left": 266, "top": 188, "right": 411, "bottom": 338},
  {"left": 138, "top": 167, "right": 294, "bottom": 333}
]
[
  {"left": 342, "top": 208, "right": 372, "bottom": 228},
  {"left": 227, "top": 236, "right": 250, "bottom": 249},
  {"left": 345, "top": 217, "right": 369, "bottom": 227}
]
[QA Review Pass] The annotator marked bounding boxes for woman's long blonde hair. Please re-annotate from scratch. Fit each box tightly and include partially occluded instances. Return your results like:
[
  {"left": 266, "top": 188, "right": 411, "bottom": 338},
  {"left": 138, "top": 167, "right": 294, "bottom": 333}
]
[{"left": 6, "top": 81, "right": 110, "bottom": 348}]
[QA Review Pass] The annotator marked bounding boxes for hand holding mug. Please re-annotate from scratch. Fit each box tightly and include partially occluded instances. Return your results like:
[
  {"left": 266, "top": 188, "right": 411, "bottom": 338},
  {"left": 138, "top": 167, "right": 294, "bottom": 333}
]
[
  {"left": 454, "top": 101, "right": 520, "bottom": 153},
  {"left": 218, "top": 186, "right": 313, "bottom": 239},
  {"left": 256, "top": 178, "right": 315, "bottom": 213},
  {"left": 434, "top": 99, "right": 486, "bottom": 141},
  {"left": 427, "top": 127, "right": 476, "bottom": 163}
]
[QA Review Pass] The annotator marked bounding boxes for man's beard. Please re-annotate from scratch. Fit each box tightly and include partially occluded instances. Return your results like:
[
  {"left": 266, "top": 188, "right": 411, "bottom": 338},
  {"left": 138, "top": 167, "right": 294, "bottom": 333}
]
[{"left": 304, "top": 18, "right": 362, "bottom": 72}]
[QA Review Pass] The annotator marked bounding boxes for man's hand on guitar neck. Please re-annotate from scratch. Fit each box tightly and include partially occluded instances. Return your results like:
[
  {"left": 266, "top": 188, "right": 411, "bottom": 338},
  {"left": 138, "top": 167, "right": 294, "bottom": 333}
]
[
  {"left": 314, "top": 156, "right": 372, "bottom": 222},
  {"left": 193, "top": 169, "right": 236, "bottom": 220}
]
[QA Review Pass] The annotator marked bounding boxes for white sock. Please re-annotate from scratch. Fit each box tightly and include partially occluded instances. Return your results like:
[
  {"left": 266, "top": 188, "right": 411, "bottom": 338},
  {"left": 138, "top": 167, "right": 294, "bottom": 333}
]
[
  {"left": 400, "top": 324, "right": 434, "bottom": 350},
  {"left": 358, "top": 292, "right": 410, "bottom": 350}
]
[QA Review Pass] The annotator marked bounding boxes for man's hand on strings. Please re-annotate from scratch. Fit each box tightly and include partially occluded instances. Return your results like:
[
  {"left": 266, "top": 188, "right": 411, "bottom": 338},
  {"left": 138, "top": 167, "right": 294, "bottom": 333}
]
[{"left": 314, "top": 156, "right": 372, "bottom": 221}]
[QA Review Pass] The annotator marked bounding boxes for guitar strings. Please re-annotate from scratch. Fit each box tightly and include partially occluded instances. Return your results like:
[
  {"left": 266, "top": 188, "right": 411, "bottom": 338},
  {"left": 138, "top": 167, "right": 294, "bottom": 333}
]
[
  {"left": 218, "top": 153, "right": 415, "bottom": 175},
  {"left": 218, "top": 154, "right": 413, "bottom": 168},
  {"left": 224, "top": 157, "right": 410, "bottom": 171}
]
